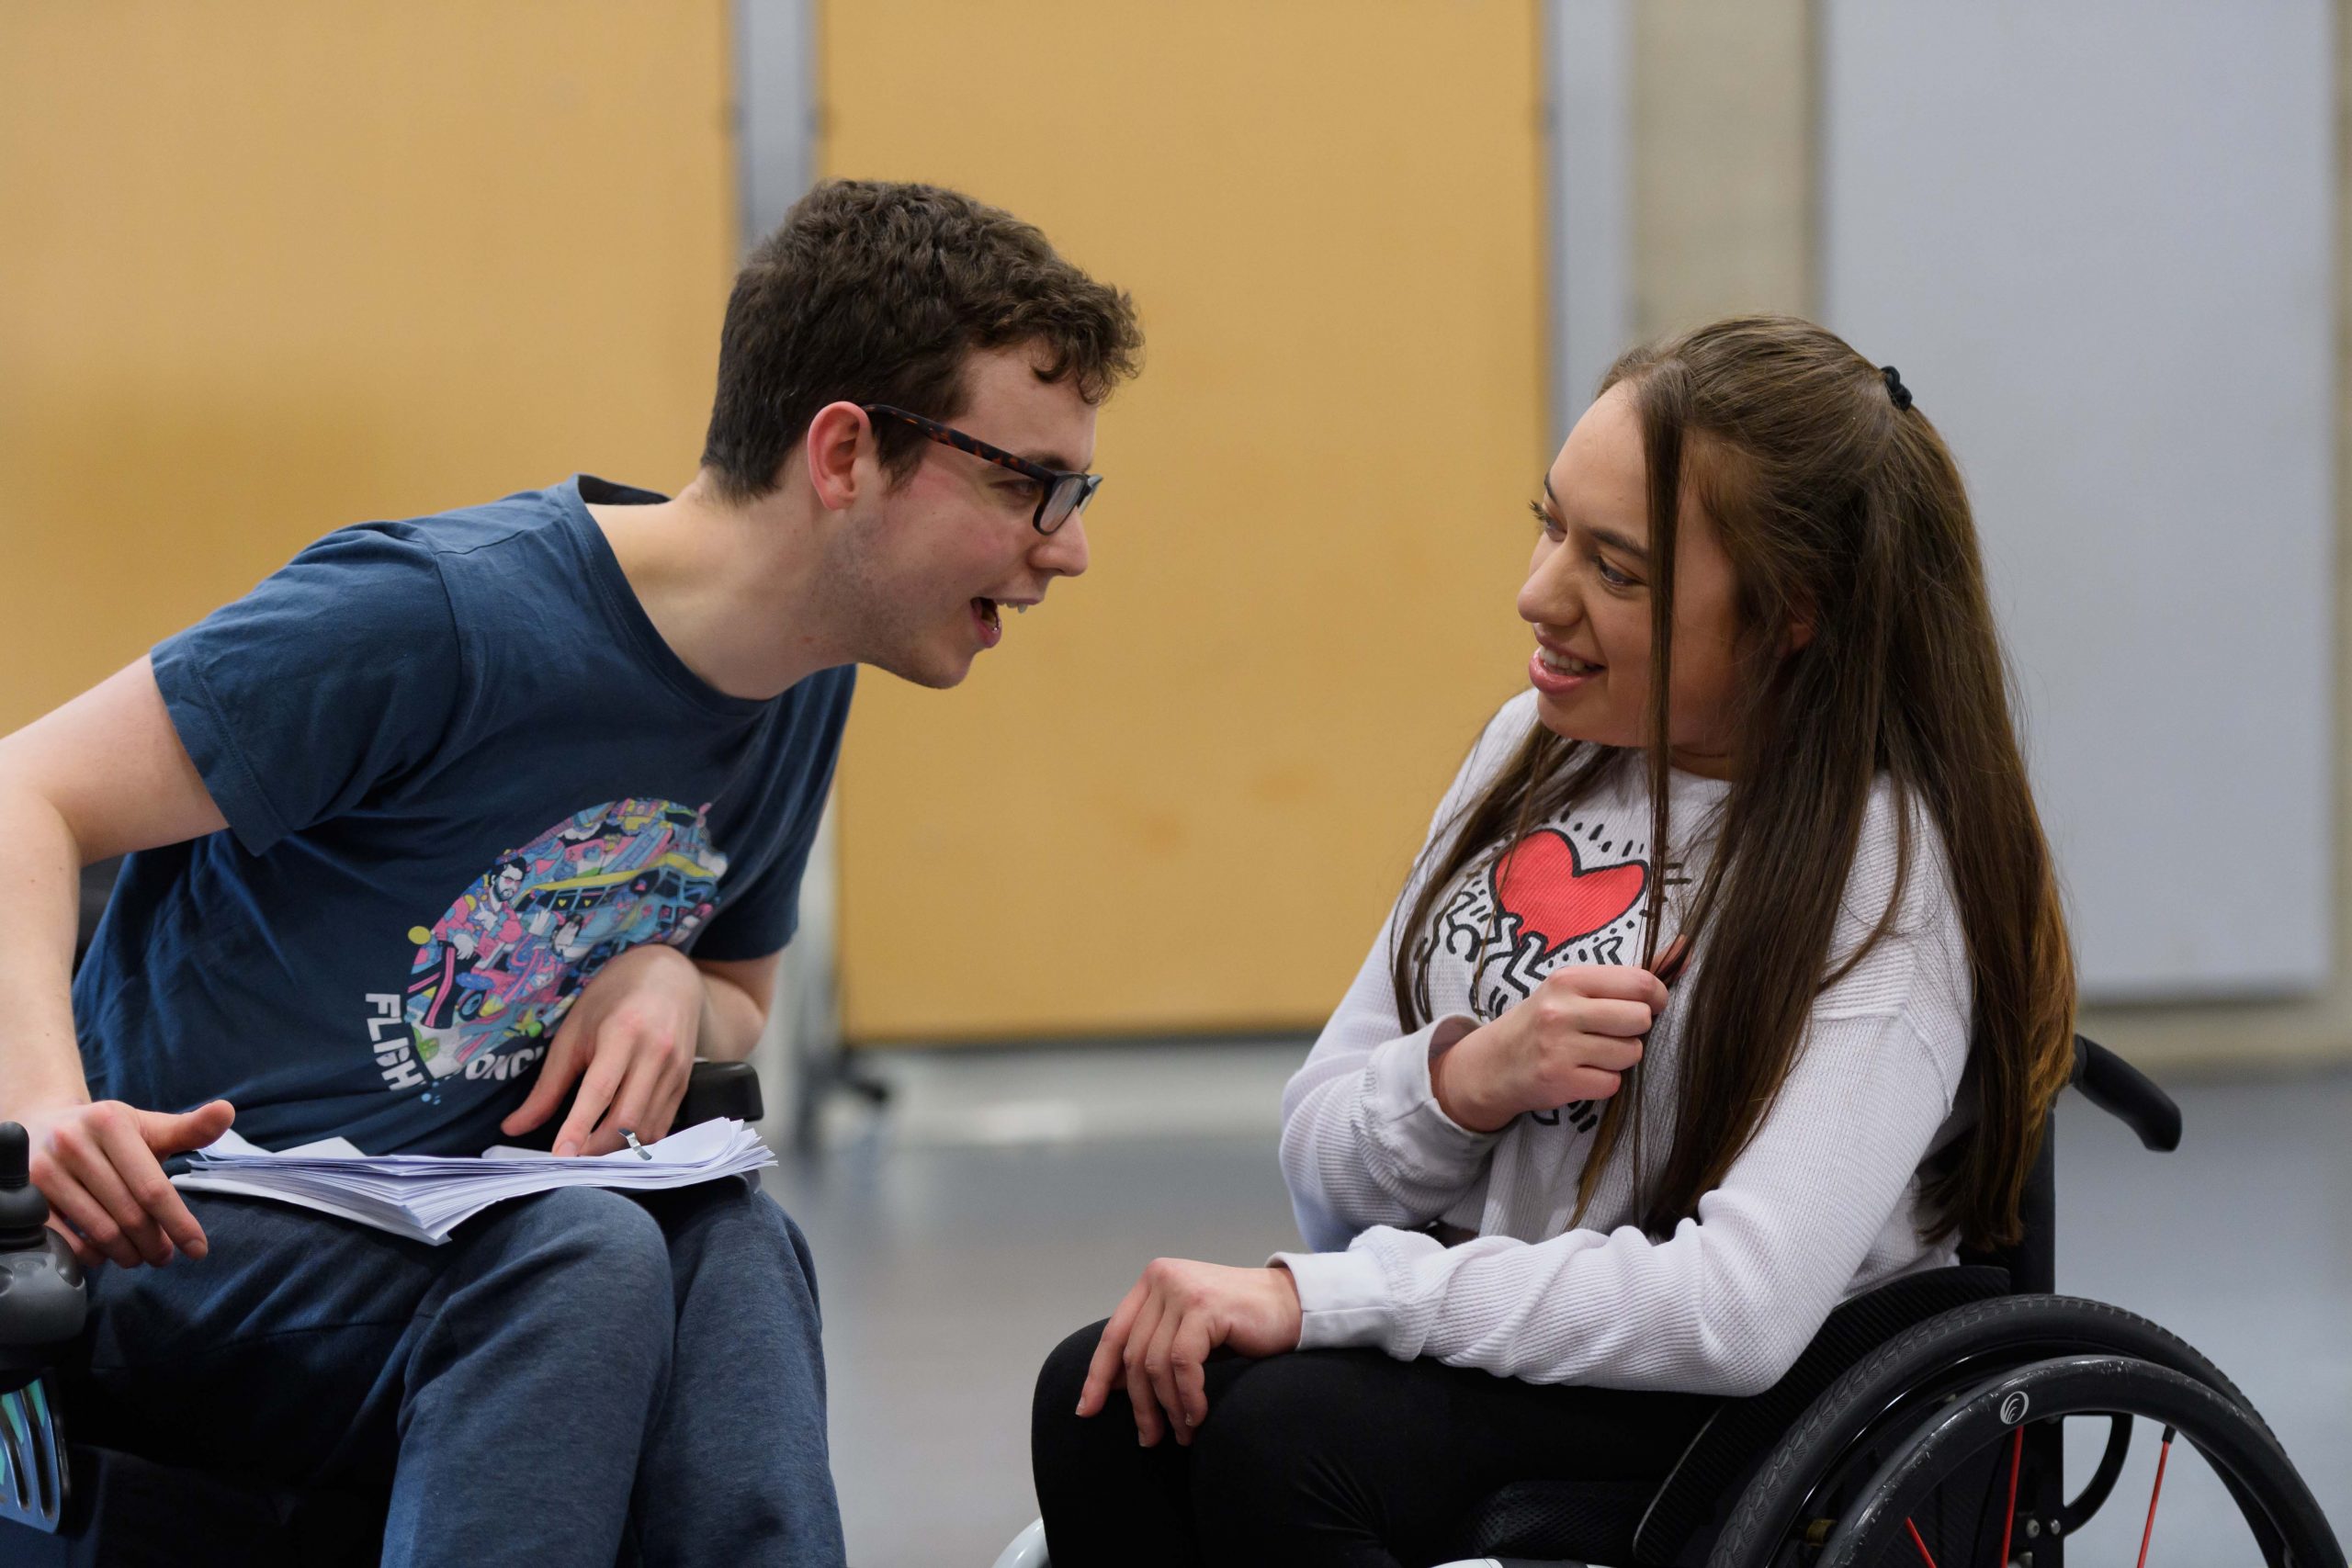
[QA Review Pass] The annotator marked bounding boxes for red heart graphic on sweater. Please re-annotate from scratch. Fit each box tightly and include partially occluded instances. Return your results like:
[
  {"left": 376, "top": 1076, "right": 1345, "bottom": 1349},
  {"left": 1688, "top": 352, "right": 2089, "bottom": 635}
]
[{"left": 1491, "top": 829, "right": 1648, "bottom": 959}]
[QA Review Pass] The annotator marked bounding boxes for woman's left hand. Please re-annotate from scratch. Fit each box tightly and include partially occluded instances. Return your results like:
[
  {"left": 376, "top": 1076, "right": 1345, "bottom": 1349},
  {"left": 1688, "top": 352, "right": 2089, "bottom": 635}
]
[{"left": 1075, "top": 1258, "right": 1304, "bottom": 1446}]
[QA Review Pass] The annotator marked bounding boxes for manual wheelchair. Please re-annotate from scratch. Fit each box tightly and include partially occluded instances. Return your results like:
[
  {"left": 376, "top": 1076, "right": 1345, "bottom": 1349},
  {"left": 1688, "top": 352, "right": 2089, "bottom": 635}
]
[{"left": 995, "top": 1036, "right": 2344, "bottom": 1568}]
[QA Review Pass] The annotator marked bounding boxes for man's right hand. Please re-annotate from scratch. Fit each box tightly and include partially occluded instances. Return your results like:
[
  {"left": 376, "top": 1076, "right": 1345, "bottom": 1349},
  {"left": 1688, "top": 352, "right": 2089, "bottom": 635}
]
[{"left": 19, "top": 1099, "right": 234, "bottom": 1268}]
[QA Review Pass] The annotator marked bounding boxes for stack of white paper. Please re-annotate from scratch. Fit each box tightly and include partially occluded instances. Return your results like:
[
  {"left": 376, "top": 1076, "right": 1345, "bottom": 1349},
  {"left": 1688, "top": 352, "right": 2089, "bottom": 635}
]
[{"left": 170, "top": 1118, "right": 775, "bottom": 1245}]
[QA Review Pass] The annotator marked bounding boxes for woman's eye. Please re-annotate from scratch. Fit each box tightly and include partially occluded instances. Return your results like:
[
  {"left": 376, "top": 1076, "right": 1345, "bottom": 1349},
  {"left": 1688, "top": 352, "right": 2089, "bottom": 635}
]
[
  {"left": 1595, "top": 554, "right": 1634, "bottom": 588},
  {"left": 1526, "top": 499, "right": 1565, "bottom": 540}
]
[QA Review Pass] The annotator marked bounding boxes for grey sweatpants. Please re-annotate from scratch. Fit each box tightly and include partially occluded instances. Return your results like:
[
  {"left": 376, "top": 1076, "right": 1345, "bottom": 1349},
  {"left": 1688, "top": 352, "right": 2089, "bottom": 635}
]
[{"left": 69, "top": 1179, "right": 845, "bottom": 1566}]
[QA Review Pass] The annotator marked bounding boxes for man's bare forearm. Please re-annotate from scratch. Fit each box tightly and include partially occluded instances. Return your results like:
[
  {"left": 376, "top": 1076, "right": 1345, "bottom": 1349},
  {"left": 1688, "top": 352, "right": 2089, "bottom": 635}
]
[
  {"left": 0, "top": 780, "right": 96, "bottom": 1111},
  {"left": 695, "top": 970, "right": 770, "bottom": 1064}
]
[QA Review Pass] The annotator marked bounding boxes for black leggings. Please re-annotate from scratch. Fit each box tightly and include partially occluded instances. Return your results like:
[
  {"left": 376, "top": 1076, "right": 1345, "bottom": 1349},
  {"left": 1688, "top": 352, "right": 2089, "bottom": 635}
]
[{"left": 1030, "top": 1319, "right": 1718, "bottom": 1568}]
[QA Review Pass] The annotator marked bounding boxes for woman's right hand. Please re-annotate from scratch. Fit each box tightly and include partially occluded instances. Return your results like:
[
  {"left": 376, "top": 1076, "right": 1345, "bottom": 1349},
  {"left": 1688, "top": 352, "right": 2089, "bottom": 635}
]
[
  {"left": 17, "top": 1097, "right": 234, "bottom": 1268},
  {"left": 1430, "top": 964, "right": 1669, "bottom": 1133}
]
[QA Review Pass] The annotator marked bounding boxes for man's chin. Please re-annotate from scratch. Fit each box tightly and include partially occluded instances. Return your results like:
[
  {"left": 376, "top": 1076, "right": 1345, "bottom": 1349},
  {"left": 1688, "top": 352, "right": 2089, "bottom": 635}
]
[{"left": 871, "top": 649, "right": 974, "bottom": 691}]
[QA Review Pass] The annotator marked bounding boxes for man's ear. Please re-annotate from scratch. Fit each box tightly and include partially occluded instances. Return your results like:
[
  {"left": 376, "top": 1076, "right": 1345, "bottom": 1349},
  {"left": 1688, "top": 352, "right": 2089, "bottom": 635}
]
[{"left": 803, "top": 401, "right": 872, "bottom": 514}]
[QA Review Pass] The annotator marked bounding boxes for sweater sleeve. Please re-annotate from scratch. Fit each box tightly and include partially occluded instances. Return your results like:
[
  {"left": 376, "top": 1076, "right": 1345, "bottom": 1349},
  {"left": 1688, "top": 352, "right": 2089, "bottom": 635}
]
[
  {"left": 1274, "top": 788, "right": 1973, "bottom": 1395},
  {"left": 1275, "top": 1006, "right": 1960, "bottom": 1394},
  {"left": 1278, "top": 696, "right": 1535, "bottom": 1252}
]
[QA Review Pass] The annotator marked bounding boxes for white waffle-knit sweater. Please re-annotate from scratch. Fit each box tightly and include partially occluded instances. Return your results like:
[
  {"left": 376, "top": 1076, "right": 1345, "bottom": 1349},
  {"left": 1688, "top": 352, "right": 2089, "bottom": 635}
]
[{"left": 1272, "top": 692, "right": 1974, "bottom": 1397}]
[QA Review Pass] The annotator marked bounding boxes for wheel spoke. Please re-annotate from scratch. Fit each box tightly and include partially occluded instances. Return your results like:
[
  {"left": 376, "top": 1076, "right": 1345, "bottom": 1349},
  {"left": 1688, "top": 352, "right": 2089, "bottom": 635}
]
[
  {"left": 1994, "top": 1424, "right": 2024, "bottom": 1566},
  {"left": 2132, "top": 1425, "right": 2177, "bottom": 1568},
  {"left": 1905, "top": 1516, "right": 1942, "bottom": 1568}
]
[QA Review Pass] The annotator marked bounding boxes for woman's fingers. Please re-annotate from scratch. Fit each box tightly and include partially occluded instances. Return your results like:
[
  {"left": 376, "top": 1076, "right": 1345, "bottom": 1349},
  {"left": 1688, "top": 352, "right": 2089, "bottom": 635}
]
[
  {"left": 1170, "top": 1314, "right": 1216, "bottom": 1434},
  {"left": 1122, "top": 1293, "right": 1169, "bottom": 1447},
  {"left": 1563, "top": 1066, "right": 1626, "bottom": 1101},
  {"left": 1547, "top": 963, "right": 1671, "bottom": 1011},
  {"left": 1578, "top": 1031, "right": 1646, "bottom": 1070},
  {"left": 1141, "top": 1294, "right": 1188, "bottom": 1444},
  {"left": 1076, "top": 1280, "right": 1148, "bottom": 1417},
  {"left": 1571, "top": 998, "right": 1657, "bottom": 1039}
]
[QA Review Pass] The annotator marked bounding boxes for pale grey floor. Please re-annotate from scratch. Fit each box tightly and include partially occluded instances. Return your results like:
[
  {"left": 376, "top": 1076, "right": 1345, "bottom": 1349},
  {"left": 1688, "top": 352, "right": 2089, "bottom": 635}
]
[{"left": 764, "top": 1050, "right": 2351, "bottom": 1567}]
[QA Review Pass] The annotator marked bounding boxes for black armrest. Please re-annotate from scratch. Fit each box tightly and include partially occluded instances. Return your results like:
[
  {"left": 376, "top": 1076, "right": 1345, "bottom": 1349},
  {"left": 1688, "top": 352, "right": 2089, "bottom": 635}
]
[
  {"left": 676, "top": 1060, "right": 764, "bottom": 1128},
  {"left": 2069, "top": 1034, "right": 2181, "bottom": 1153}
]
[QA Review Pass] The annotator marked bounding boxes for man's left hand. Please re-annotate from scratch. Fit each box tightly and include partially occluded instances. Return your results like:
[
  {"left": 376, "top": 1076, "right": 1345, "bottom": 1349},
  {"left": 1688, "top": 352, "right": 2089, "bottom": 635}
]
[
  {"left": 500, "top": 942, "right": 706, "bottom": 1156},
  {"left": 1075, "top": 1258, "right": 1303, "bottom": 1447}
]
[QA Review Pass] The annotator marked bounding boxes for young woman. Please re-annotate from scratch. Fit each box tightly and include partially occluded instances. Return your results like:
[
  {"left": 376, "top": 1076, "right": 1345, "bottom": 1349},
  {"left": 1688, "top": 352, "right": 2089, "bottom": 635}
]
[{"left": 1028, "top": 316, "right": 2078, "bottom": 1568}]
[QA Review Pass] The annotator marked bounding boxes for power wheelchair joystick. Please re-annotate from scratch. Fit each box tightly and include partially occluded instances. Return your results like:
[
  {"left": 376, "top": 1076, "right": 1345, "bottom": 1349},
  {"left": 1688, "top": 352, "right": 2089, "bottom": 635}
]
[
  {"left": 0, "top": 1122, "right": 88, "bottom": 1389},
  {"left": 0, "top": 1122, "right": 85, "bottom": 1536}
]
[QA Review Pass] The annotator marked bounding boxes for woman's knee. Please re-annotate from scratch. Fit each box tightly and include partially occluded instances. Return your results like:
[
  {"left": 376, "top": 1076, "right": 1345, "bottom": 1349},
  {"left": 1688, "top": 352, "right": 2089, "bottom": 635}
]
[{"left": 1034, "top": 1318, "right": 1112, "bottom": 1428}]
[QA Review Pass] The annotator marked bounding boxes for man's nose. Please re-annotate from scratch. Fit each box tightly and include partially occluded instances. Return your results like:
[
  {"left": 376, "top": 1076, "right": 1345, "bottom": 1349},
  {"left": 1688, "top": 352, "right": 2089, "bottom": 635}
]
[{"left": 1035, "top": 512, "right": 1090, "bottom": 578}]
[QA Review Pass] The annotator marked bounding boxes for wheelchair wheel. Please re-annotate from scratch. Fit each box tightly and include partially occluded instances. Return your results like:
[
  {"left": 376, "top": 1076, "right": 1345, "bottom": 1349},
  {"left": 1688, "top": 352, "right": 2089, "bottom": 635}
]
[
  {"left": 1818, "top": 1354, "right": 2341, "bottom": 1568},
  {"left": 1709, "top": 1294, "right": 2341, "bottom": 1568}
]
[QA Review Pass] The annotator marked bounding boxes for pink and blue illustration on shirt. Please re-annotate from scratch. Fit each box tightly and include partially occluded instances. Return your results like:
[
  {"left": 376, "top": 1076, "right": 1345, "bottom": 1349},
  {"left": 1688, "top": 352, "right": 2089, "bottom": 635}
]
[{"left": 364, "top": 798, "right": 728, "bottom": 1094}]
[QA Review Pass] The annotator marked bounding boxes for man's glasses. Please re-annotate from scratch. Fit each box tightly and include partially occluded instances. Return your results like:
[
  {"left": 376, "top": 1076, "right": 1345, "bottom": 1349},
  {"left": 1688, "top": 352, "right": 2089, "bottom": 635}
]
[{"left": 862, "top": 404, "right": 1101, "bottom": 536}]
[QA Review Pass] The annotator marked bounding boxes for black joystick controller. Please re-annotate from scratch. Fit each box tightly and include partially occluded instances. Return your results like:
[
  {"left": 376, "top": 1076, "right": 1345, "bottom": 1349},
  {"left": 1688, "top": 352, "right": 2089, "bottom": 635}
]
[{"left": 0, "top": 1122, "right": 87, "bottom": 1391}]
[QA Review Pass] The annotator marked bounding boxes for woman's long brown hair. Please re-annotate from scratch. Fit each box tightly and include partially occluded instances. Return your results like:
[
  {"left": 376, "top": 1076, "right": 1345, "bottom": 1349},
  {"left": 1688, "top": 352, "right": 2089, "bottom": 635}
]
[{"left": 1389, "top": 315, "right": 2076, "bottom": 1250}]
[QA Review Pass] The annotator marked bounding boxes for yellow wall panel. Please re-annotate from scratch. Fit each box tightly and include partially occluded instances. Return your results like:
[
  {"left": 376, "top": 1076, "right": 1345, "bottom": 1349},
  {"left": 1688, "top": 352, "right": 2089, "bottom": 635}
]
[
  {"left": 0, "top": 2, "right": 737, "bottom": 733},
  {"left": 826, "top": 2, "right": 1550, "bottom": 1040}
]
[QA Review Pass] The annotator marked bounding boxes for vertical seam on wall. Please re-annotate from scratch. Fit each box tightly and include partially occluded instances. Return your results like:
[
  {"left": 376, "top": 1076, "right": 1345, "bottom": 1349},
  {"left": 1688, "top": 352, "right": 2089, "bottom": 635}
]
[{"left": 1802, "top": 0, "right": 1825, "bottom": 319}]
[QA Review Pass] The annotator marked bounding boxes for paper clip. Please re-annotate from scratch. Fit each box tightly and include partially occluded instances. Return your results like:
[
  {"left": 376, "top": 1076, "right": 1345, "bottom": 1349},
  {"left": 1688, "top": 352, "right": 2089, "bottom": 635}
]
[{"left": 621, "top": 1129, "right": 652, "bottom": 1161}]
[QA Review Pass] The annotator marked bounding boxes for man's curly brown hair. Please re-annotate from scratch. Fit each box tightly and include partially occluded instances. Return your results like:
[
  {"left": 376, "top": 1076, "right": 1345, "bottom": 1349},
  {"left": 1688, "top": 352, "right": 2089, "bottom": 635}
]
[{"left": 699, "top": 180, "right": 1143, "bottom": 502}]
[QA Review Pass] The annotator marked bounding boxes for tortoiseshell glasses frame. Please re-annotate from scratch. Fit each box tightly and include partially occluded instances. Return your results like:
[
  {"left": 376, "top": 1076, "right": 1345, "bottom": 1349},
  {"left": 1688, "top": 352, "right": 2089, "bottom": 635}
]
[{"left": 861, "top": 404, "right": 1102, "bottom": 536}]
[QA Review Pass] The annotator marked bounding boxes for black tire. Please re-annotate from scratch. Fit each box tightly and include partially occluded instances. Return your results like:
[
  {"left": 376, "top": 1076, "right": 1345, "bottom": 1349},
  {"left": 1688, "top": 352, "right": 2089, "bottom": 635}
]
[
  {"left": 1708, "top": 1294, "right": 2279, "bottom": 1568},
  {"left": 1819, "top": 1355, "right": 2342, "bottom": 1568}
]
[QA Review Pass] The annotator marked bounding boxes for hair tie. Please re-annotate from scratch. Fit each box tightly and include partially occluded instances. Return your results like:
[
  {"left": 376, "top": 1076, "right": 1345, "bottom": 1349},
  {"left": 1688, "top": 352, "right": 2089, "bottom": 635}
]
[{"left": 1881, "top": 365, "right": 1914, "bottom": 412}]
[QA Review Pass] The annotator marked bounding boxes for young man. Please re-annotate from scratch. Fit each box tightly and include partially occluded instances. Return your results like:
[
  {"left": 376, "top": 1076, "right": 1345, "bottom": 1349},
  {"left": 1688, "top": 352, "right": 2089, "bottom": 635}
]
[{"left": 0, "top": 179, "right": 1141, "bottom": 1565}]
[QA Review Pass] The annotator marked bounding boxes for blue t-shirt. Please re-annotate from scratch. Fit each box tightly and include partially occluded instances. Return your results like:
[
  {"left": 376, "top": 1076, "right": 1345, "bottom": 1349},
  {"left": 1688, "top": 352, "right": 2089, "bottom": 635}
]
[{"left": 74, "top": 476, "right": 855, "bottom": 1156}]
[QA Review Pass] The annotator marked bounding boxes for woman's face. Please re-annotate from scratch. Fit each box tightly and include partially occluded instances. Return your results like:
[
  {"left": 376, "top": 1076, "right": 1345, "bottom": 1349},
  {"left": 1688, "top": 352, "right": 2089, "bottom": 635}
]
[{"left": 1519, "top": 381, "right": 1750, "bottom": 778}]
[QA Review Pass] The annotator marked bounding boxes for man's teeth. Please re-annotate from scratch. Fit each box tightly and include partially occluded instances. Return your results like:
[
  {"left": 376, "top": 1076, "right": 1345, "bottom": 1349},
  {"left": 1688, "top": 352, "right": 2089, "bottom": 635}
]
[{"left": 1538, "top": 649, "right": 1599, "bottom": 675}]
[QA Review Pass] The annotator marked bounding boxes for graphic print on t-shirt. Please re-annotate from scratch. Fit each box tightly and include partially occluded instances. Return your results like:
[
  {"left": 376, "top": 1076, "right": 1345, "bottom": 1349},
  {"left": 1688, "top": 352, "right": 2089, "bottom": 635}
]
[
  {"left": 363, "top": 799, "right": 727, "bottom": 1094},
  {"left": 1419, "top": 816, "right": 1657, "bottom": 1134}
]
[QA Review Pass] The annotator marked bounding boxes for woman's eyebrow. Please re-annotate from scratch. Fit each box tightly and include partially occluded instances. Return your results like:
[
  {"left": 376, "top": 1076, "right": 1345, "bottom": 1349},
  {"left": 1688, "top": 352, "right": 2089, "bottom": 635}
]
[{"left": 1544, "top": 476, "right": 1650, "bottom": 560}]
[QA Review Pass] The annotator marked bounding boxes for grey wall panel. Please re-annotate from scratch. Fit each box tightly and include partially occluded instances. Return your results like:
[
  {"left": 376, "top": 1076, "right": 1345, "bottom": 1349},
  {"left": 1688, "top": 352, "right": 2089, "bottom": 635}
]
[
  {"left": 1822, "top": 2, "right": 2335, "bottom": 998},
  {"left": 1546, "top": 0, "right": 1634, "bottom": 440},
  {"left": 737, "top": 0, "right": 817, "bottom": 248}
]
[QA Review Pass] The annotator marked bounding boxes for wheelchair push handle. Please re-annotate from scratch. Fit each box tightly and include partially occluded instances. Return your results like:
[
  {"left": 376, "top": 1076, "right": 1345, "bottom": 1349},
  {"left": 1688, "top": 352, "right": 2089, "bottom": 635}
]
[{"left": 2070, "top": 1034, "right": 2182, "bottom": 1152}]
